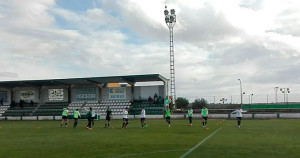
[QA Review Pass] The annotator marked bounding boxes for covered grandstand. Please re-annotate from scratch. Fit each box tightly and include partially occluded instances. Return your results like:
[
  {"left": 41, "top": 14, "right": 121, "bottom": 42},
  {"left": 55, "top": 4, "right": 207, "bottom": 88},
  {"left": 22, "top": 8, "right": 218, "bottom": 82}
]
[{"left": 0, "top": 74, "right": 169, "bottom": 119}]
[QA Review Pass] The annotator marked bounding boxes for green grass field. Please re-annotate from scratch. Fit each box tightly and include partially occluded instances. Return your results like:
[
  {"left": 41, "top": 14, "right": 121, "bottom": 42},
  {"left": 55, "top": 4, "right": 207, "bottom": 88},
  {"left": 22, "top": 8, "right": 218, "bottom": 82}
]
[{"left": 0, "top": 119, "right": 299, "bottom": 158}]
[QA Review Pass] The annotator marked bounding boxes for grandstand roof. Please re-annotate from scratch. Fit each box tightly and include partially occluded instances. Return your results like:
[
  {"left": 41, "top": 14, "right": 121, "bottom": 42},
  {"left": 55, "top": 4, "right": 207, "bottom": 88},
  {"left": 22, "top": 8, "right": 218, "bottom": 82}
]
[{"left": 0, "top": 74, "right": 168, "bottom": 87}]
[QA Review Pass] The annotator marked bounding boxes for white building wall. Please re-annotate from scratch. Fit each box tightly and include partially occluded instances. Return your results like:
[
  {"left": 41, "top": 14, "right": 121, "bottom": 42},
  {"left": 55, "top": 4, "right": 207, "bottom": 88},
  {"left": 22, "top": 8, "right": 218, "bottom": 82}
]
[
  {"left": 12, "top": 87, "right": 40, "bottom": 103},
  {"left": 101, "top": 87, "right": 132, "bottom": 100},
  {"left": 70, "top": 85, "right": 100, "bottom": 102},
  {"left": 40, "top": 86, "right": 69, "bottom": 103},
  {"left": 133, "top": 85, "right": 164, "bottom": 100}
]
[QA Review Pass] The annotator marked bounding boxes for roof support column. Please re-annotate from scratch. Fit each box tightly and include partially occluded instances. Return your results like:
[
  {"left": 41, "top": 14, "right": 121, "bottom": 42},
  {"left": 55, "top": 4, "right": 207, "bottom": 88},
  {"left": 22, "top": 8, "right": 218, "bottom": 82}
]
[
  {"left": 68, "top": 85, "right": 72, "bottom": 103},
  {"left": 129, "top": 82, "right": 136, "bottom": 101},
  {"left": 163, "top": 80, "right": 169, "bottom": 98}
]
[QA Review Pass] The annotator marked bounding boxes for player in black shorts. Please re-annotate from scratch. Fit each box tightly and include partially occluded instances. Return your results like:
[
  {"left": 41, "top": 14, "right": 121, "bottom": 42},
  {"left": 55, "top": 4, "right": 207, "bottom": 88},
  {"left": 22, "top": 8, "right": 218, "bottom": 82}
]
[
  {"left": 61, "top": 108, "right": 69, "bottom": 128},
  {"left": 105, "top": 106, "right": 112, "bottom": 128}
]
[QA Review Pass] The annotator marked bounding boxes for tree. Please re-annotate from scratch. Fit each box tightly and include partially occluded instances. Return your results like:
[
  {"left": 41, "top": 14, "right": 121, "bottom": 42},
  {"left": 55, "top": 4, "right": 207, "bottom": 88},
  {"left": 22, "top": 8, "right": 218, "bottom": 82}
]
[
  {"left": 176, "top": 97, "right": 189, "bottom": 109},
  {"left": 192, "top": 98, "right": 208, "bottom": 109}
]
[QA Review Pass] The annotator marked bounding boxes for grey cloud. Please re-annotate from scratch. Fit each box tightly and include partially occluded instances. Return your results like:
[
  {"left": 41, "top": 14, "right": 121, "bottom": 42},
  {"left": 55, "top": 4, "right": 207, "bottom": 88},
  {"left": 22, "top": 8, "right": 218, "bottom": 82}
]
[
  {"left": 176, "top": 3, "right": 242, "bottom": 44},
  {"left": 1, "top": 0, "right": 300, "bottom": 102},
  {"left": 239, "top": 0, "right": 263, "bottom": 10},
  {"left": 268, "top": 8, "right": 300, "bottom": 36}
]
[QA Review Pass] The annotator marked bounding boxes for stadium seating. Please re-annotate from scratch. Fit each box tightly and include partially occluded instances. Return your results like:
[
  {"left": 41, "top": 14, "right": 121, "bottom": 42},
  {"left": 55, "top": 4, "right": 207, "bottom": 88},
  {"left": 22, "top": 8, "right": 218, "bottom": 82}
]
[
  {"left": 68, "top": 100, "right": 131, "bottom": 117},
  {"left": 129, "top": 100, "right": 164, "bottom": 115},
  {"left": 0, "top": 105, "right": 10, "bottom": 116},
  {"left": 32, "top": 102, "right": 69, "bottom": 116},
  {"left": 2, "top": 103, "right": 38, "bottom": 116}
]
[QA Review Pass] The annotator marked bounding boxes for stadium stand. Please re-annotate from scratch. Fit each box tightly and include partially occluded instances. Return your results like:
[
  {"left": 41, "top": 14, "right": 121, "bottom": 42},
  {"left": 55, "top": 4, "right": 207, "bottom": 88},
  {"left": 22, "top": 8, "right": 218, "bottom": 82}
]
[
  {"left": 32, "top": 102, "right": 69, "bottom": 116},
  {"left": 2, "top": 102, "right": 38, "bottom": 116},
  {"left": 68, "top": 100, "right": 131, "bottom": 117},
  {"left": 0, "top": 74, "right": 168, "bottom": 118},
  {"left": 0, "top": 105, "right": 10, "bottom": 116},
  {"left": 130, "top": 100, "right": 164, "bottom": 115}
]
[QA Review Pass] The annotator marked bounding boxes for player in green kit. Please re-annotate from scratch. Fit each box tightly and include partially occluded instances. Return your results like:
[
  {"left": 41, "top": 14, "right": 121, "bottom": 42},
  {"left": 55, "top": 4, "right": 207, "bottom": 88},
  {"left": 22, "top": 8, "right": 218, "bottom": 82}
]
[
  {"left": 165, "top": 106, "right": 171, "bottom": 127},
  {"left": 201, "top": 106, "right": 209, "bottom": 127},
  {"left": 61, "top": 108, "right": 69, "bottom": 128},
  {"left": 105, "top": 106, "right": 112, "bottom": 128},
  {"left": 73, "top": 109, "right": 81, "bottom": 128},
  {"left": 187, "top": 107, "right": 193, "bottom": 126}
]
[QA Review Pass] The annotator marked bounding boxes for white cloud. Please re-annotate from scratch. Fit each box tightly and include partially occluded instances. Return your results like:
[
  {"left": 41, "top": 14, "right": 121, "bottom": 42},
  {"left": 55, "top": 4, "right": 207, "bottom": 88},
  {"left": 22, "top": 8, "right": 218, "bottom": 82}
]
[{"left": 0, "top": 0, "right": 300, "bottom": 103}]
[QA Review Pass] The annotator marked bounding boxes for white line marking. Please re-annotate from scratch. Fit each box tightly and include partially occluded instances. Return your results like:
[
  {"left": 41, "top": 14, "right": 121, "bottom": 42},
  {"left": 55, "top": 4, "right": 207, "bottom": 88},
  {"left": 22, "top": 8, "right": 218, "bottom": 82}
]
[
  {"left": 179, "top": 128, "right": 222, "bottom": 158},
  {"left": 109, "top": 149, "right": 189, "bottom": 158}
]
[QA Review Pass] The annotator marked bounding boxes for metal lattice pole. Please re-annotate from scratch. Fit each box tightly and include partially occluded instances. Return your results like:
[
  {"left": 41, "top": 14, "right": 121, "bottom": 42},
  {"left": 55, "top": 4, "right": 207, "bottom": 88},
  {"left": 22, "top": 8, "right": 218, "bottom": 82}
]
[
  {"left": 169, "top": 27, "right": 176, "bottom": 103},
  {"left": 164, "top": 5, "right": 176, "bottom": 104}
]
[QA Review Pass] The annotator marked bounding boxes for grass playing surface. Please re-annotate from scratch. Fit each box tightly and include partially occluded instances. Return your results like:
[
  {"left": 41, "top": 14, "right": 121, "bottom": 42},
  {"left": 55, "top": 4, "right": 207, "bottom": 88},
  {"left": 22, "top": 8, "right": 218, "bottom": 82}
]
[{"left": 0, "top": 119, "right": 299, "bottom": 158}]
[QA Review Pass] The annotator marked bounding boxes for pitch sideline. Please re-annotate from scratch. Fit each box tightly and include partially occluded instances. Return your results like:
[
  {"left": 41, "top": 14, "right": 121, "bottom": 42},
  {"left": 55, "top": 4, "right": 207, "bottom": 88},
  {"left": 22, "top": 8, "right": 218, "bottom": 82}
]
[{"left": 179, "top": 128, "right": 222, "bottom": 158}]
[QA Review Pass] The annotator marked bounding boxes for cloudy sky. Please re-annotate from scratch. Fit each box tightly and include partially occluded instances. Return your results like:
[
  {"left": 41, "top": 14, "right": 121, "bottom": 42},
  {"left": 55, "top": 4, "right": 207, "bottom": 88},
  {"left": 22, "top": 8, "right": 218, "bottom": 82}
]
[{"left": 0, "top": 0, "right": 299, "bottom": 103}]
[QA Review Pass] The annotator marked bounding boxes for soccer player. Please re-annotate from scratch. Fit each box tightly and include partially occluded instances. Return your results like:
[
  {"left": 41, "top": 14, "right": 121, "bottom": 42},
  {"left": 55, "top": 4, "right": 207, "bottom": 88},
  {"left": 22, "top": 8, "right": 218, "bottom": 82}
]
[
  {"left": 73, "top": 109, "right": 81, "bottom": 128},
  {"left": 86, "top": 107, "right": 92, "bottom": 130},
  {"left": 187, "top": 107, "right": 193, "bottom": 126},
  {"left": 91, "top": 108, "right": 96, "bottom": 127},
  {"left": 140, "top": 107, "right": 147, "bottom": 128},
  {"left": 122, "top": 107, "right": 129, "bottom": 129},
  {"left": 165, "top": 106, "right": 171, "bottom": 127},
  {"left": 201, "top": 106, "right": 208, "bottom": 127},
  {"left": 61, "top": 108, "right": 69, "bottom": 128},
  {"left": 104, "top": 106, "right": 112, "bottom": 128},
  {"left": 231, "top": 106, "right": 247, "bottom": 128}
]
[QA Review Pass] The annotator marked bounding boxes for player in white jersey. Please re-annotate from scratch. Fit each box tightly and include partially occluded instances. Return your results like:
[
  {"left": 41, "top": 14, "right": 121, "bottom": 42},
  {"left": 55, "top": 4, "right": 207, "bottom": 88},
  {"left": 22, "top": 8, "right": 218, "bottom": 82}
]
[
  {"left": 122, "top": 107, "right": 129, "bottom": 129},
  {"left": 91, "top": 109, "right": 96, "bottom": 127},
  {"left": 140, "top": 107, "right": 147, "bottom": 128},
  {"left": 231, "top": 106, "right": 247, "bottom": 127}
]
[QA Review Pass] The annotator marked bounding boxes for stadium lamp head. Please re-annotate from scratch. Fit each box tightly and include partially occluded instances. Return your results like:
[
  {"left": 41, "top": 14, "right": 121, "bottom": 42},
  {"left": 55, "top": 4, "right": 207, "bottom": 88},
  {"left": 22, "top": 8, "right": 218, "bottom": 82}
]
[
  {"left": 164, "top": 6, "right": 169, "bottom": 15},
  {"left": 171, "top": 9, "right": 175, "bottom": 15}
]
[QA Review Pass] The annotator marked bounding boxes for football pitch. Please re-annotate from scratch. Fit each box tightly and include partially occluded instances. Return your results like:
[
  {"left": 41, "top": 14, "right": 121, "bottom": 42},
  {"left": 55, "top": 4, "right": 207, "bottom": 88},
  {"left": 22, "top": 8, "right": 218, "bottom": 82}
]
[{"left": 0, "top": 119, "right": 299, "bottom": 158}]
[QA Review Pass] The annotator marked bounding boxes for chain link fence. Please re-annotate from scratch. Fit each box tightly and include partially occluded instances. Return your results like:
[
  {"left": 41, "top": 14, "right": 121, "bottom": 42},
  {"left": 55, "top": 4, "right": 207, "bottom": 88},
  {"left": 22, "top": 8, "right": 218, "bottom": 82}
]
[{"left": 187, "top": 93, "right": 300, "bottom": 105}]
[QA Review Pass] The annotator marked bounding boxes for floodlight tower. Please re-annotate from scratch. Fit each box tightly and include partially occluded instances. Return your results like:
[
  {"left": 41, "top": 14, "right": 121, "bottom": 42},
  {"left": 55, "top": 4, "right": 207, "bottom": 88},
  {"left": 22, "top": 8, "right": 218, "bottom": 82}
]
[
  {"left": 280, "top": 88, "right": 290, "bottom": 103},
  {"left": 164, "top": 5, "right": 176, "bottom": 104},
  {"left": 220, "top": 98, "right": 227, "bottom": 104}
]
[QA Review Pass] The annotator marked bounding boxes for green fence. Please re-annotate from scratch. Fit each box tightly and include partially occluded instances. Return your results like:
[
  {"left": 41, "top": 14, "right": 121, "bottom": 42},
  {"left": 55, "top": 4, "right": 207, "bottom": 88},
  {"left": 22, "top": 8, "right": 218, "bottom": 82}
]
[{"left": 243, "top": 104, "right": 300, "bottom": 109}]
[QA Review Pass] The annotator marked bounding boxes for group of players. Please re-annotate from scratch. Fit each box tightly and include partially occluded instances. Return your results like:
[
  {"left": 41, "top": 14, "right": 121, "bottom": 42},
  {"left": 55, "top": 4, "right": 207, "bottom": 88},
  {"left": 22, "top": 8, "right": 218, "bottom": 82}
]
[{"left": 60, "top": 105, "right": 247, "bottom": 129}]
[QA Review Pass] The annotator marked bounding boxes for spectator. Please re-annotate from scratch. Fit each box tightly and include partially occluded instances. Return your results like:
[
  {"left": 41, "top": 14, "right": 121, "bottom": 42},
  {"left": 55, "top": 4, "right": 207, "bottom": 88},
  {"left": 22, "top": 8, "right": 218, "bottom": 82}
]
[
  {"left": 158, "top": 96, "right": 163, "bottom": 104},
  {"left": 147, "top": 96, "right": 153, "bottom": 104},
  {"left": 0, "top": 98, "right": 3, "bottom": 106},
  {"left": 154, "top": 93, "right": 158, "bottom": 106},
  {"left": 30, "top": 100, "right": 34, "bottom": 107},
  {"left": 20, "top": 99, "right": 24, "bottom": 109}
]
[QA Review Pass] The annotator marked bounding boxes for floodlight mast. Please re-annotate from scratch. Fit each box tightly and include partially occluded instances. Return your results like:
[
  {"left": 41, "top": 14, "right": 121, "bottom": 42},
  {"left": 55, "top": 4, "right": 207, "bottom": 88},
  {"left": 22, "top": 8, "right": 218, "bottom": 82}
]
[{"left": 164, "top": 5, "right": 176, "bottom": 105}]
